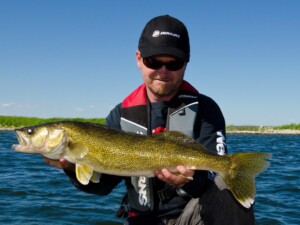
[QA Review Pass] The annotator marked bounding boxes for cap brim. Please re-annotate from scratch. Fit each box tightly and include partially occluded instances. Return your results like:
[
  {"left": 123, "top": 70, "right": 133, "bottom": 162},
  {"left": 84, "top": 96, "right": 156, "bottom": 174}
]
[{"left": 140, "top": 47, "right": 190, "bottom": 62}]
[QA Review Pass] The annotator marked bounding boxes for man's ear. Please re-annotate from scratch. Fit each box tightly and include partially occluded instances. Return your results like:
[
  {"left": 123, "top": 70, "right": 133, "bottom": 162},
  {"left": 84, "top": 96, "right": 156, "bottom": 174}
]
[{"left": 136, "top": 50, "right": 143, "bottom": 69}]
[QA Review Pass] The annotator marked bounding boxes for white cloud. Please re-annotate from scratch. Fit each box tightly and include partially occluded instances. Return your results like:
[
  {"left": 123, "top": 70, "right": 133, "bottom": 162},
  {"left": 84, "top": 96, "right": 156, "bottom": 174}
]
[
  {"left": 0, "top": 102, "right": 33, "bottom": 109},
  {"left": 1, "top": 102, "right": 15, "bottom": 108}
]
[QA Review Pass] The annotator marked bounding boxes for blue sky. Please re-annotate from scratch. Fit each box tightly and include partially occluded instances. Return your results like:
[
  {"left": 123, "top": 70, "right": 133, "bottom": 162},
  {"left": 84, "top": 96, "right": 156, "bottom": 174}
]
[{"left": 0, "top": 0, "right": 299, "bottom": 126}]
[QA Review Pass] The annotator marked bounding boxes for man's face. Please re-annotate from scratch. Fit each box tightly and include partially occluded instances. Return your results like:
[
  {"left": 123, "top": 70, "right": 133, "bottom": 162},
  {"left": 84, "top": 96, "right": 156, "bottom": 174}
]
[{"left": 136, "top": 51, "right": 187, "bottom": 102}]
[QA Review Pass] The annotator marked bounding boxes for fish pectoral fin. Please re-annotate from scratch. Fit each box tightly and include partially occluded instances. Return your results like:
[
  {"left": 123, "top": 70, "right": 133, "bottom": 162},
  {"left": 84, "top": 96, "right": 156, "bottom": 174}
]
[
  {"left": 75, "top": 164, "right": 94, "bottom": 185},
  {"left": 90, "top": 172, "right": 101, "bottom": 183},
  {"left": 67, "top": 142, "right": 89, "bottom": 160}
]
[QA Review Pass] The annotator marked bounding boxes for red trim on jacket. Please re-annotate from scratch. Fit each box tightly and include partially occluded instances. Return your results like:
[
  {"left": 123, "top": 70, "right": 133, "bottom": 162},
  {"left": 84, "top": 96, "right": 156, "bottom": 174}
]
[
  {"left": 180, "top": 80, "right": 199, "bottom": 94},
  {"left": 122, "top": 84, "right": 147, "bottom": 108},
  {"left": 122, "top": 81, "right": 199, "bottom": 108}
]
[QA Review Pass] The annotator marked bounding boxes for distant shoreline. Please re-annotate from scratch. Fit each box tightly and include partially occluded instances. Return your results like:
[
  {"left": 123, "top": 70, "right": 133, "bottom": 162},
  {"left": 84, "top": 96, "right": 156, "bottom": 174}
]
[
  {"left": 227, "top": 129, "right": 300, "bottom": 135},
  {"left": 1, "top": 127, "right": 300, "bottom": 135},
  {"left": 1, "top": 116, "right": 299, "bottom": 135}
]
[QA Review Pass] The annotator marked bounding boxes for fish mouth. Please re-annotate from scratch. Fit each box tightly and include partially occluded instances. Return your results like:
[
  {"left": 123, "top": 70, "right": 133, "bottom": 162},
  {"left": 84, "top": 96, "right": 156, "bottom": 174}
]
[{"left": 12, "top": 130, "right": 30, "bottom": 152}]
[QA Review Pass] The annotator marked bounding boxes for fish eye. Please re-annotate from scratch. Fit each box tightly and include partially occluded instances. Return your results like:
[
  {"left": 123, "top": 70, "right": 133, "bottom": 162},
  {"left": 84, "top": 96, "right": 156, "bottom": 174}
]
[{"left": 27, "top": 128, "right": 35, "bottom": 135}]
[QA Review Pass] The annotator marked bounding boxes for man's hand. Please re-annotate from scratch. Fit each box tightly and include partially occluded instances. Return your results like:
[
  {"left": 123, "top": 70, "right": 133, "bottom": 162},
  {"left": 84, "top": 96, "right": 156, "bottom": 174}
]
[
  {"left": 155, "top": 166, "right": 195, "bottom": 187},
  {"left": 43, "top": 157, "right": 75, "bottom": 173}
]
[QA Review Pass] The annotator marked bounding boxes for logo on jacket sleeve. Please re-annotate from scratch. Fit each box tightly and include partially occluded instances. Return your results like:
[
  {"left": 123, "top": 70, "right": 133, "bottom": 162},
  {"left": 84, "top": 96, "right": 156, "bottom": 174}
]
[{"left": 216, "top": 131, "right": 226, "bottom": 155}]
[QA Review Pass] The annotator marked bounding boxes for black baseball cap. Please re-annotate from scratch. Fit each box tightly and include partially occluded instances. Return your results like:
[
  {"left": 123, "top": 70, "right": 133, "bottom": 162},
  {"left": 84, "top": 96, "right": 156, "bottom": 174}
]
[{"left": 138, "top": 15, "right": 190, "bottom": 62}]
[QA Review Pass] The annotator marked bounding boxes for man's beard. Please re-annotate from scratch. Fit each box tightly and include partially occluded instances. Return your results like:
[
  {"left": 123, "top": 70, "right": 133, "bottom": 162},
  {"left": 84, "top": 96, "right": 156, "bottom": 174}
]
[{"left": 148, "top": 81, "right": 181, "bottom": 98}]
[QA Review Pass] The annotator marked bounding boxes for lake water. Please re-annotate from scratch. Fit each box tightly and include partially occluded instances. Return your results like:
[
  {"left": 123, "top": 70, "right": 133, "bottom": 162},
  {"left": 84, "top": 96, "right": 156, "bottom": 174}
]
[{"left": 0, "top": 131, "right": 299, "bottom": 225}]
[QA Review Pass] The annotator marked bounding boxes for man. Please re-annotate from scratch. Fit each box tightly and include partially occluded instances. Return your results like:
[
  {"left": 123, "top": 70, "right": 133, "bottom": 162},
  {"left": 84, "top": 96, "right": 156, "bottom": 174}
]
[{"left": 45, "top": 15, "right": 254, "bottom": 225}]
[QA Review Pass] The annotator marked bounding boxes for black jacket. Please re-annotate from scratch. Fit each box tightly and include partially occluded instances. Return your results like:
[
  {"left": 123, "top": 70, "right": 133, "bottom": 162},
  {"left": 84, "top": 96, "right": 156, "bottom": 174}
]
[{"left": 66, "top": 80, "right": 227, "bottom": 220}]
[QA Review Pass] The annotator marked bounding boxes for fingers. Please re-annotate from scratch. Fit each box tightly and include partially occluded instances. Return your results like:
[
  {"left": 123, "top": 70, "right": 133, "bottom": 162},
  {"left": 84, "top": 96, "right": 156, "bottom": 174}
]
[
  {"left": 155, "top": 166, "right": 195, "bottom": 187},
  {"left": 176, "top": 165, "right": 195, "bottom": 180},
  {"left": 177, "top": 174, "right": 194, "bottom": 181},
  {"left": 43, "top": 156, "right": 63, "bottom": 169},
  {"left": 60, "top": 158, "right": 75, "bottom": 172},
  {"left": 42, "top": 156, "right": 75, "bottom": 172}
]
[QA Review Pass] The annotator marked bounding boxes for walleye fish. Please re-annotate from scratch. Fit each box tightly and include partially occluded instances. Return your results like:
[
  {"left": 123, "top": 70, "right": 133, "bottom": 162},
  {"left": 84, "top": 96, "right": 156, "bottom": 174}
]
[{"left": 12, "top": 121, "right": 271, "bottom": 208}]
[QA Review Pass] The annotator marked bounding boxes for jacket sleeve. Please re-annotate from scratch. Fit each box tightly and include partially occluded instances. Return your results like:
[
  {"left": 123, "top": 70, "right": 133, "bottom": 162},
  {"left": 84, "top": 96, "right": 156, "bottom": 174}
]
[
  {"left": 195, "top": 94, "right": 227, "bottom": 155},
  {"left": 180, "top": 95, "right": 227, "bottom": 198},
  {"left": 64, "top": 104, "right": 123, "bottom": 196},
  {"left": 105, "top": 103, "right": 122, "bottom": 129},
  {"left": 64, "top": 170, "right": 122, "bottom": 196}
]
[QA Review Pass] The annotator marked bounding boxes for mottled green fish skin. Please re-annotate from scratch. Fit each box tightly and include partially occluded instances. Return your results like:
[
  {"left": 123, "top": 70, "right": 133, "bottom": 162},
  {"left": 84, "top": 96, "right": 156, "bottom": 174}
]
[{"left": 12, "top": 121, "right": 271, "bottom": 209}]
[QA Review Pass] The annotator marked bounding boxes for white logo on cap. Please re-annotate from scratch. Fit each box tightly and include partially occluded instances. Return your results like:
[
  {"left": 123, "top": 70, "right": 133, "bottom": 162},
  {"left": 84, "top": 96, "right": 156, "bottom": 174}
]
[
  {"left": 152, "top": 30, "right": 160, "bottom": 37},
  {"left": 152, "top": 30, "right": 180, "bottom": 38}
]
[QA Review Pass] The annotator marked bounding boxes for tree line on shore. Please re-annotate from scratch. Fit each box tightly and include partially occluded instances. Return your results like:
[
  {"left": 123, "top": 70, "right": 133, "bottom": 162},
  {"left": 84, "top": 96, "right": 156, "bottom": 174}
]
[{"left": 0, "top": 115, "right": 299, "bottom": 131}]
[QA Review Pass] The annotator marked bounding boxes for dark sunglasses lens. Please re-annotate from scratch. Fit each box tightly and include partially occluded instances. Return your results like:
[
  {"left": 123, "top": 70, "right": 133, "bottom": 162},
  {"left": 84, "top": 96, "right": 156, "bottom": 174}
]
[
  {"left": 143, "top": 58, "right": 162, "bottom": 70},
  {"left": 165, "top": 61, "right": 184, "bottom": 71},
  {"left": 143, "top": 58, "right": 184, "bottom": 71}
]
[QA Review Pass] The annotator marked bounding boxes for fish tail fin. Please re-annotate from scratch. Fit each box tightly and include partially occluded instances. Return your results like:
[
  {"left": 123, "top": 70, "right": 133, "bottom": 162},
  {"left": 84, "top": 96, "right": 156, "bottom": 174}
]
[{"left": 219, "top": 152, "right": 271, "bottom": 208}]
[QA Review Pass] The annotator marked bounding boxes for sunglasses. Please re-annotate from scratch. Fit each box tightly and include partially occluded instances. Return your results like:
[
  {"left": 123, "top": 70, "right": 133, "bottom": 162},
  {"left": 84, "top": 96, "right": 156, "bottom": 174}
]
[{"left": 143, "top": 57, "right": 185, "bottom": 71}]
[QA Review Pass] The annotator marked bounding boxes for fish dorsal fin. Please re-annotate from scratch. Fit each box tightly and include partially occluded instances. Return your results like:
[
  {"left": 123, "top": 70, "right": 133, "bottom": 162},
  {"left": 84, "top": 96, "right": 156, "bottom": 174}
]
[
  {"left": 155, "top": 131, "right": 212, "bottom": 154},
  {"left": 155, "top": 131, "right": 196, "bottom": 144},
  {"left": 76, "top": 164, "right": 94, "bottom": 185}
]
